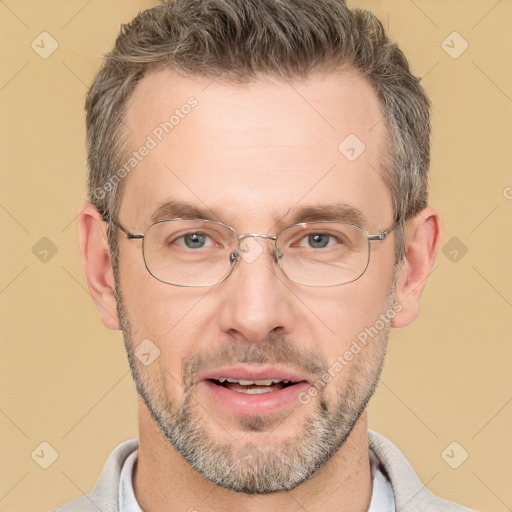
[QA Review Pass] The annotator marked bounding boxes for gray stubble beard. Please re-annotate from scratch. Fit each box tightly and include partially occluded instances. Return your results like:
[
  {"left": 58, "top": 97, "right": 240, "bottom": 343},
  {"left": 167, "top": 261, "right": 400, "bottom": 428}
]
[{"left": 114, "top": 271, "right": 396, "bottom": 494}]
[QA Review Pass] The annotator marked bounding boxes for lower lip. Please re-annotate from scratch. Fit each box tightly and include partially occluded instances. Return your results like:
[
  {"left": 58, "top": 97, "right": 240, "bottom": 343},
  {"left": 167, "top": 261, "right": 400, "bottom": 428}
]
[{"left": 200, "top": 380, "right": 311, "bottom": 416}]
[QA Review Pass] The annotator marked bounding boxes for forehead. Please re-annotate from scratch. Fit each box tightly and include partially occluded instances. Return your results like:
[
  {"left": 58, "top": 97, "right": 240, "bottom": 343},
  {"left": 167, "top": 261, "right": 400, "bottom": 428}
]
[{"left": 119, "top": 68, "right": 392, "bottom": 231}]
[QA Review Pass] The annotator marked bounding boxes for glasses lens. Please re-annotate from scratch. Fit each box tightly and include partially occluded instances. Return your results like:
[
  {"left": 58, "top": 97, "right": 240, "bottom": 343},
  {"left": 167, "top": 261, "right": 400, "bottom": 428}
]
[
  {"left": 143, "top": 220, "right": 238, "bottom": 286},
  {"left": 276, "top": 222, "right": 370, "bottom": 286}
]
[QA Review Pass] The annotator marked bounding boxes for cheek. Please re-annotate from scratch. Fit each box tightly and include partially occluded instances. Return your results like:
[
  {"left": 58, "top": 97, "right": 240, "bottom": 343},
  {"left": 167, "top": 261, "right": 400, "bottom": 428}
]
[
  {"left": 118, "top": 266, "right": 217, "bottom": 371},
  {"left": 303, "top": 273, "right": 394, "bottom": 378},
  {"left": 117, "top": 239, "right": 234, "bottom": 390},
  {"left": 315, "top": 280, "right": 391, "bottom": 334},
  {"left": 312, "top": 290, "right": 391, "bottom": 402},
  {"left": 119, "top": 248, "right": 192, "bottom": 334}
]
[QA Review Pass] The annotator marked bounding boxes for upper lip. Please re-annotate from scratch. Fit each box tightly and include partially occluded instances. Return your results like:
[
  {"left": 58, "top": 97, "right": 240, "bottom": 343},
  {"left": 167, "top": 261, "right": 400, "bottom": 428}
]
[{"left": 198, "top": 366, "right": 311, "bottom": 385}]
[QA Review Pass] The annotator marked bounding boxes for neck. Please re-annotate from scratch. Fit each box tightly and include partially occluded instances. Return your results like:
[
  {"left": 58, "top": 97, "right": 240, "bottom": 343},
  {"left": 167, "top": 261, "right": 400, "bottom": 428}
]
[{"left": 134, "top": 401, "right": 372, "bottom": 512}]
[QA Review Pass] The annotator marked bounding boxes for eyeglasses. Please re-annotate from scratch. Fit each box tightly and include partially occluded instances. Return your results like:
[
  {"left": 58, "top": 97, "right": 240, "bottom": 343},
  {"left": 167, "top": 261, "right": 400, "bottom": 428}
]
[{"left": 104, "top": 217, "right": 400, "bottom": 287}]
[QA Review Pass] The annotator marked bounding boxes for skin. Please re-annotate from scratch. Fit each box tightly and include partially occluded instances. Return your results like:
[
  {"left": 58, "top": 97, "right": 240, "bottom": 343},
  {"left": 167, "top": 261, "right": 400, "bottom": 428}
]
[{"left": 79, "top": 68, "right": 442, "bottom": 511}]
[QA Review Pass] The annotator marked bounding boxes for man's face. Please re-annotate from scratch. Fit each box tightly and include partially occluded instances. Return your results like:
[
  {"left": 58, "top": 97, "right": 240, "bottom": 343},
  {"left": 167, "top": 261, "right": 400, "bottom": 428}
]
[{"left": 116, "top": 68, "right": 398, "bottom": 493}]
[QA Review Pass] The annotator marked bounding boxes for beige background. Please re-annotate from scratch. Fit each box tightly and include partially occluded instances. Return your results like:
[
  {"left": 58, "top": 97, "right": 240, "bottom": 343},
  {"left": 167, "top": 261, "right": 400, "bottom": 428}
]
[{"left": 0, "top": 0, "right": 510, "bottom": 510}]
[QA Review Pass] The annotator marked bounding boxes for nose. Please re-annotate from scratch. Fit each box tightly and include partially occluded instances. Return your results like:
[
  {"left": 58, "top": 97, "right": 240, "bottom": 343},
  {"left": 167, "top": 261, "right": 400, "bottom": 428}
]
[{"left": 217, "top": 236, "right": 295, "bottom": 343}]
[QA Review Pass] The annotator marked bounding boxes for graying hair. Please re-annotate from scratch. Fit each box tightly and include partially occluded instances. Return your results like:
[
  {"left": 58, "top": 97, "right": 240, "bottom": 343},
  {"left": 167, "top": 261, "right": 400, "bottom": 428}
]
[{"left": 85, "top": 0, "right": 431, "bottom": 265}]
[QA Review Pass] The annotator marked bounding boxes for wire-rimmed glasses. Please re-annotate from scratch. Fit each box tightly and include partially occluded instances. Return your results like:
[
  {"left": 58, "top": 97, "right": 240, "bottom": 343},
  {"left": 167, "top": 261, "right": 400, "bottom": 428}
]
[{"left": 105, "top": 217, "right": 400, "bottom": 287}]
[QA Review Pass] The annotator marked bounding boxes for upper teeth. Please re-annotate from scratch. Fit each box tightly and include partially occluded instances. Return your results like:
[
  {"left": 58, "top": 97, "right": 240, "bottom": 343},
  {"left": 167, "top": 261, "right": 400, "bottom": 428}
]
[{"left": 218, "top": 378, "right": 289, "bottom": 386}]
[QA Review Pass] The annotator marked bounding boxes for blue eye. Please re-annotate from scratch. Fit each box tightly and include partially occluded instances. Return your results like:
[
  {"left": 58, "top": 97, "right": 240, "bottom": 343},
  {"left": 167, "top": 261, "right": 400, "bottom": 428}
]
[
  {"left": 307, "top": 233, "right": 331, "bottom": 249},
  {"left": 297, "top": 232, "right": 338, "bottom": 249},
  {"left": 184, "top": 232, "right": 207, "bottom": 248}
]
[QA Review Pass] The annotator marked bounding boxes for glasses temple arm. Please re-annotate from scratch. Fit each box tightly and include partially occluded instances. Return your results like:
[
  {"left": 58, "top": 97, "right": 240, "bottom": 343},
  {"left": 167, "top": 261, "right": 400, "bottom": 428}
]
[
  {"left": 368, "top": 219, "right": 402, "bottom": 241},
  {"left": 101, "top": 215, "right": 144, "bottom": 239}
]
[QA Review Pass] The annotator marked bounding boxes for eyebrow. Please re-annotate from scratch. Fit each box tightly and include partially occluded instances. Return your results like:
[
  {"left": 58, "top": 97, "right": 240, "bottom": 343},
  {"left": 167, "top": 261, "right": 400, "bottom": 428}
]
[
  {"left": 148, "top": 199, "right": 369, "bottom": 229},
  {"left": 284, "top": 204, "right": 368, "bottom": 227},
  {"left": 149, "top": 199, "right": 217, "bottom": 224}
]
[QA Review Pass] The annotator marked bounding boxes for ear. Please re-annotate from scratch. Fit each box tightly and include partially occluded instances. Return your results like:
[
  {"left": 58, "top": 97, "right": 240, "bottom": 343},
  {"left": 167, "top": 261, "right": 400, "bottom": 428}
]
[
  {"left": 391, "top": 206, "right": 442, "bottom": 328},
  {"left": 77, "top": 202, "right": 120, "bottom": 330}
]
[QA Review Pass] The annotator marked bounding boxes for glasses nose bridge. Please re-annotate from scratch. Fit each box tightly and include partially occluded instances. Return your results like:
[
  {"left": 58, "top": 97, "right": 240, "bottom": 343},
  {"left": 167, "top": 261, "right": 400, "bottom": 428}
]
[
  {"left": 232, "top": 232, "right": 280, "bottom": 264},
  {"left": 237, "top": 232, "right": 278, "bottom": 254},
  {"left": 238, "top": 232, "right": 277, "bottom": 243}
]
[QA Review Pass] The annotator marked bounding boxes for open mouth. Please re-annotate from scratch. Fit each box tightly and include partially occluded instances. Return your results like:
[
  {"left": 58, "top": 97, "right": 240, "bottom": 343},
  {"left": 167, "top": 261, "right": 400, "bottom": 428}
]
[
  {"left": 200, "top": 370, "right": 311, "bottom": 415},
  {"left": 208, "top": 378, "right": 299, "bottom": 394}
]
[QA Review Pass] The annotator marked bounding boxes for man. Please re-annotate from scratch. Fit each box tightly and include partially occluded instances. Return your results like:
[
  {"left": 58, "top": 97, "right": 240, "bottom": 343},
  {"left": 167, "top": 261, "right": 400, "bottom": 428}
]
[{"left": 56, "top": 0, "right": 474, "bottom": 510}]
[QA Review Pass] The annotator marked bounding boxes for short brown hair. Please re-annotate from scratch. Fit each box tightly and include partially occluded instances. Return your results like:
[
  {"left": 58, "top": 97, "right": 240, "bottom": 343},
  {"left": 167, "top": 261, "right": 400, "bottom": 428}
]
[{"left": 85, "top": 0, "right": 431, "bottom": 265}]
